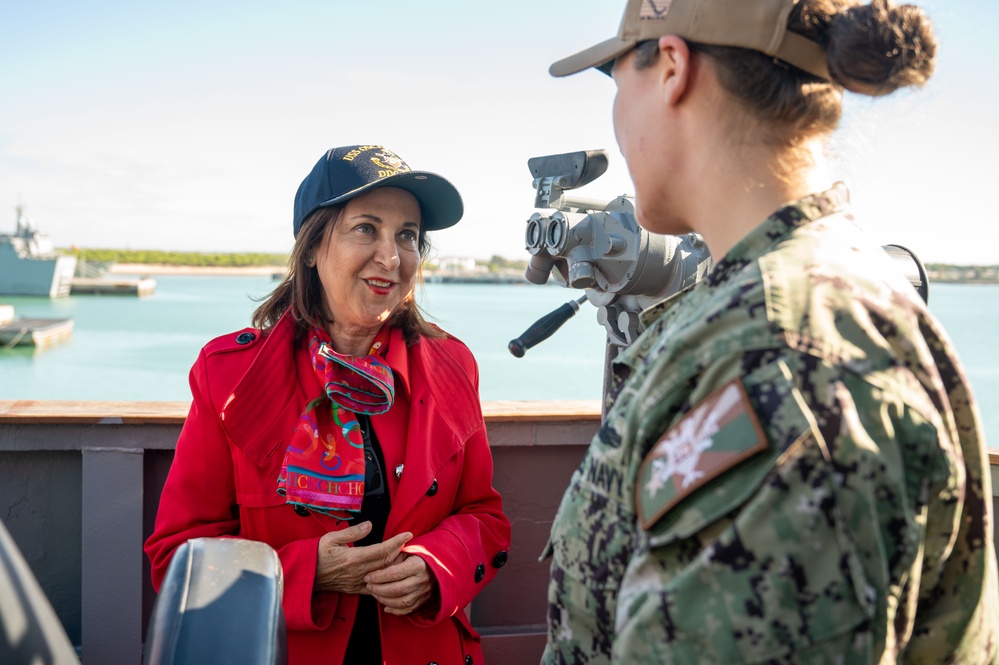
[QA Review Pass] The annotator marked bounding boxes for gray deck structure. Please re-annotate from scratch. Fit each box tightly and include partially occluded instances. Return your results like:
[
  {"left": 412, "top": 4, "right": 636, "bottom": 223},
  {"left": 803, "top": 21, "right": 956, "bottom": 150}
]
[{"left": 0, "top": 399, "right": 606, "bottom": 663}]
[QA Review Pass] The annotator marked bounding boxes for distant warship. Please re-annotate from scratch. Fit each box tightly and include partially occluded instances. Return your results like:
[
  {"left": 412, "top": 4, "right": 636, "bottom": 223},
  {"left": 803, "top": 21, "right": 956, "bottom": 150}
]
[{"left": 0, "top": 205, "right": 77, "bottom": 298}]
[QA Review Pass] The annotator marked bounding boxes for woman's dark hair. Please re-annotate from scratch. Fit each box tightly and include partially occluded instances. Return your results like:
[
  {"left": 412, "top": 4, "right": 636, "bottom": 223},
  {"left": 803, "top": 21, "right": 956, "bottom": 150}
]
[
  {"left": 251, "top": 203, "right": 445, "bottom": 346},
  {"left": 635, "top": 0, "right": 936, "bottom": 145}
]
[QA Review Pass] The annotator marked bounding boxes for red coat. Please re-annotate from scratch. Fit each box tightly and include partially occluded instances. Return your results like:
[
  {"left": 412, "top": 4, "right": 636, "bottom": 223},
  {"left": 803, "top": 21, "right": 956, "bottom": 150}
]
[{"left": 145, "top": 313, "right": 512, "bottom": 664}]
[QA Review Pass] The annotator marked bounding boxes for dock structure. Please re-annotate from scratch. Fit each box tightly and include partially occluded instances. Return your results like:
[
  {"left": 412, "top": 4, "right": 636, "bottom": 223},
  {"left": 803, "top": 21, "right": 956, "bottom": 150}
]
[
  {"left": 70, "top": 276, "right": 156, "bottom": 297},
  {"left": 424, "top": 271, "right": 530, "bottom": 285},
  {"left": 0, "top": 316, "right": 74, "bottom": 349}
]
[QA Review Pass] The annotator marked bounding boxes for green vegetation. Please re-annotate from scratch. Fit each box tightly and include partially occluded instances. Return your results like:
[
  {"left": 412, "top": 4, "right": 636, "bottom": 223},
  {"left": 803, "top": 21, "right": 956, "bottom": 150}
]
[
  {"left": 54, "top": 249, "right": 999, "bottom": 283},
  {"left": 925, "top": 264, "right": 999, "bottom": 283},
  {"left": 61, "top": 248, "right": 531, "bottom": 272},
  {"left": 478, "top": 255, "right": 529, "bottom": 272},
  {"left": 60, "top": 247, "right": 527, "bottom": 273},
  {"left": 63, "top": 248, "right": 288, "bottom": 267}
]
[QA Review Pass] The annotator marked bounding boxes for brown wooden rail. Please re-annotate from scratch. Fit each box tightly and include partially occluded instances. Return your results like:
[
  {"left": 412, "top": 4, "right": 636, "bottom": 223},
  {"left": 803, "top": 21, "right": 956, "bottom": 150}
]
[
  {"left": 0, "top": 399, "right": 603, "bottom": 425},
  {"left": 0, "top": 399, "right": 995, "bottom": 665},
  {"left": 0, "top": 399, "right": 604, "bottom": 664}
]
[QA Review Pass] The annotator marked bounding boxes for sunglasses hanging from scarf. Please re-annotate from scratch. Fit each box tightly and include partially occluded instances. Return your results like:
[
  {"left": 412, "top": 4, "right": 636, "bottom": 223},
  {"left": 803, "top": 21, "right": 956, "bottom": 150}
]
[{"left": 277, "top": 326, "right": 394, "bottom": 516}]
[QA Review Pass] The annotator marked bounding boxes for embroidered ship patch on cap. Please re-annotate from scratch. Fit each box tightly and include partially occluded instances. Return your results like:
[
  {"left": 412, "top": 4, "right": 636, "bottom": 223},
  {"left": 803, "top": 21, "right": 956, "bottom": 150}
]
[
  {"left": 338, "top": 146, "right": 412, "bottom": 179},
  {"left": 370, "top": 150, "right": 410, "bottom": 177},
  {"left": 637, "top": 379, "right": 769, "bottom": 530}
]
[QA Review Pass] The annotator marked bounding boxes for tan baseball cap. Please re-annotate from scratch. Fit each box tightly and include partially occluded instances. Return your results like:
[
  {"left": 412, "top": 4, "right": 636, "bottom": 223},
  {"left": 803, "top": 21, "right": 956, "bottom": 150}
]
[{"left": 549, "top": 0, "right": 830, "bottom": 80}]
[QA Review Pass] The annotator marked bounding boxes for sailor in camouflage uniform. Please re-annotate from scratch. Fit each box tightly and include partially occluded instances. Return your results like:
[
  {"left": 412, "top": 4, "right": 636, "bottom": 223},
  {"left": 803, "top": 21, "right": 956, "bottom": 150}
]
[{"left": 541, "top": 0, "right": 999, "bottom": 663}]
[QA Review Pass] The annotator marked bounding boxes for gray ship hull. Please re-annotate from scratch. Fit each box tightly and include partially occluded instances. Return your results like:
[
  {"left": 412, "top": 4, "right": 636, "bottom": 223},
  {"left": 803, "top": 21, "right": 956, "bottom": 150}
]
[{"left": 0, "top": 244, "right": 77, "bottom": 298}]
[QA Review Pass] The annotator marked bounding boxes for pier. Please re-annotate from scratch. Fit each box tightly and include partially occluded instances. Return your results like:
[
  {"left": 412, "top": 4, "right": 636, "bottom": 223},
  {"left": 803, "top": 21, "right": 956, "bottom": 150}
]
[
  {"left": 70, "top": 276, "right": 156, "bottom": 296},
  {"left": 0, "top": 318, "right": 74, "bottom": 349},
  {"left": 425, "top": 272, "right": 530, "bottom": 285}
]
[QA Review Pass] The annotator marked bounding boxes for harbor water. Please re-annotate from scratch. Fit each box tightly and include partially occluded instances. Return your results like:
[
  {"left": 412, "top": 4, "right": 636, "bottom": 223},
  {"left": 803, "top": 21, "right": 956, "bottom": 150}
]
[
  {"left": 0, "top": 275, "right": 608, "bottom": 402},
  {"left": 0, "top": 276, "right": 996, "bottom": 449}
]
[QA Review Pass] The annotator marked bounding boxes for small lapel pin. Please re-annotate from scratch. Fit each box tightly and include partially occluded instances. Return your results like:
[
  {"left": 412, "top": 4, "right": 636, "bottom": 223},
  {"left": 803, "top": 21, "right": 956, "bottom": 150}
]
[{"left": 395, "top": 464, "right": 404, "bottom": 479}]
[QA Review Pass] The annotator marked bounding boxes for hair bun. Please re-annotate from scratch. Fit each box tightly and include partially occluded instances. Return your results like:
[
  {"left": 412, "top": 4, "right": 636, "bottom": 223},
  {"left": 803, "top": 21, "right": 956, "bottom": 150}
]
[{"left": 826, "top": 0, "right": 937, "bottom": 96}]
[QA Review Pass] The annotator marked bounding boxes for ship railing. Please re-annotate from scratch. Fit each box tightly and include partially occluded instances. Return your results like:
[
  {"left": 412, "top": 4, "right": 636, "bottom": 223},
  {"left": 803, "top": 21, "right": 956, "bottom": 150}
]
[
  {"left": 0, "top": 399, "right": 605, "bottom": 664},
  {"left": 2, "top": 401, "right": 997, "bottom": 664},
  {"left": 74, "top": 260, "right": 110, "bottom": 279}
]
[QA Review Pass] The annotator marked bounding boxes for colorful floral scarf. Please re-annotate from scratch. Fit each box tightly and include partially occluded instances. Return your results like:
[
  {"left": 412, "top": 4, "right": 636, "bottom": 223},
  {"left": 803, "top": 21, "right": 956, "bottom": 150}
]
[{"left": 277, "top": 326, "right": 394, "bottom": 515}]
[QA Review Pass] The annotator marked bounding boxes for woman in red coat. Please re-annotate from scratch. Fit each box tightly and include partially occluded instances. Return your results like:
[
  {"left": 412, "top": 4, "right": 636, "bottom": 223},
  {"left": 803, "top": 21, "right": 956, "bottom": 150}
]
[{"left": 145, "top": 145, "right": 512, "bottom": 665}]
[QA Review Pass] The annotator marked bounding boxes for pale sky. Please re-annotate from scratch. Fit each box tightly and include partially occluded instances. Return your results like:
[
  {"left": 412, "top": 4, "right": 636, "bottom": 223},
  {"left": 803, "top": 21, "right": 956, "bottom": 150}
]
[{"left": 2, "top": 0, "right": 996, "bottom": 265}]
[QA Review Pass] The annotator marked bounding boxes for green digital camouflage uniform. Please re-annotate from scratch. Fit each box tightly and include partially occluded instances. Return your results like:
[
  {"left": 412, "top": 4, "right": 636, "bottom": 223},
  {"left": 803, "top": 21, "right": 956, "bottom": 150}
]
[{"left": 541, "top": 185, "right": 999, "bottom": 664}]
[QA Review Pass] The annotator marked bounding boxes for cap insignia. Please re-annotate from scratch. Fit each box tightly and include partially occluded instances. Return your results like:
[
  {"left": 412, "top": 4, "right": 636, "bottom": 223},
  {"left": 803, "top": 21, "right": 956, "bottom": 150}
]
[
  {"left": 636, "top": 379, "right": 769, "bottom": 530},
  {"left": 371, "top": 150, "right": 411, "bottom": 178},
  {"left": 640, "top": 0, "right": 673, "bottom": 20}
]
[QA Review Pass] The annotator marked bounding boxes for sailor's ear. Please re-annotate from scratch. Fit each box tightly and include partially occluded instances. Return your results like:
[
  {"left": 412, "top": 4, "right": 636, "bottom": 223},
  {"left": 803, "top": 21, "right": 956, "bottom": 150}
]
[{"left": 658, "top": 35, "right": 692, "bottom": 107}]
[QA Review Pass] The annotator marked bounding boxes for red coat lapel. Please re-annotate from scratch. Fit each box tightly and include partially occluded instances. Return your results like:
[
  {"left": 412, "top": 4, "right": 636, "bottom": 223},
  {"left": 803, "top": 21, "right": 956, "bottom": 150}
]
[
  {"left": 220, "top": 313, "right": 304, "bottom": 470},
  {"left": 385, "top": 336, "right": 482, "bottom": 534}
]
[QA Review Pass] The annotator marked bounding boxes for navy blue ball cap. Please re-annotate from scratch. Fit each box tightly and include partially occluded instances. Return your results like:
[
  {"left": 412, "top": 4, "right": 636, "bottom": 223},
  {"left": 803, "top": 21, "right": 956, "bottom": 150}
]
[{"left": 293, "top": 145, "right": 464, "bottom": 237}]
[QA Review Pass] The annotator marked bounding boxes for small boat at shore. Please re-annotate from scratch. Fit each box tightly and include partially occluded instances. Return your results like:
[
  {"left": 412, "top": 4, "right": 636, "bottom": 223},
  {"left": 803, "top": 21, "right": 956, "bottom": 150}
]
[
  {"left": 0, "top": 206, "right": 77, "bottom": 298},
  {"left": 0, "top": 303, "right": 73, "bottom": 349}
]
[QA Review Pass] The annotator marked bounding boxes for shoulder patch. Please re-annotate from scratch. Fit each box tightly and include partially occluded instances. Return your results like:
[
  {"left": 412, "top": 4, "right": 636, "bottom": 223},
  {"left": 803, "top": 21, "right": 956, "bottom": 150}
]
[{"left": 637, "top": 379, "right": 769, "bottom": 530}]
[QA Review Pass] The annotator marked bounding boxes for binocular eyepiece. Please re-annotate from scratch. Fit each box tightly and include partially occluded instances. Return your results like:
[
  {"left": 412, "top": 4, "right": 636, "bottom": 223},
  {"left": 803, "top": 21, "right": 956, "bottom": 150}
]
[
  {"left": 525, "top": 212, "right": 570, "bottom": 257},
  {"left": 524, "top": 212, "right": 570, "bottom": 285},
  {"left": 516, "top": 149, "right": 714, "bottom": 348}
]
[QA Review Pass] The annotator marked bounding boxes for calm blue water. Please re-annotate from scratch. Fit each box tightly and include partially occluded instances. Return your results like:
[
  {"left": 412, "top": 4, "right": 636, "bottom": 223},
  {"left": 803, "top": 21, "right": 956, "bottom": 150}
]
[
  {"left": 1, "top": 277, "right": 996, "bottom": 447},
  {"left": 0, "top": 275, "right": 608, "bottom": 403}
]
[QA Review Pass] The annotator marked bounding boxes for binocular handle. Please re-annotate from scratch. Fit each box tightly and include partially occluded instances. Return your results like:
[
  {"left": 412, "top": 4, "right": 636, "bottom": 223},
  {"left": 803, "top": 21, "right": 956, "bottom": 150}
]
[{"left": 508, "top": 295, "right": 588, "bottom": 358}]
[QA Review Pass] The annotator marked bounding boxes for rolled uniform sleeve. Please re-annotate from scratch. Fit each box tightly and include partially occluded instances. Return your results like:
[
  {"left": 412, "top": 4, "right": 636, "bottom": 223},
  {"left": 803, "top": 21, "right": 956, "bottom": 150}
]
[{"left": 901, "top": 357, "right": 999, "bottom": 663}]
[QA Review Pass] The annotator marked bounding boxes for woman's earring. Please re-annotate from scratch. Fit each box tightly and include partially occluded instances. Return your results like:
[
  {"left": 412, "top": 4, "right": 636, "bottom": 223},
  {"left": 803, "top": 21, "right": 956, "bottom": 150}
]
[{"left": 305, "top": 255, "right": 316, "bottom": 268}]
